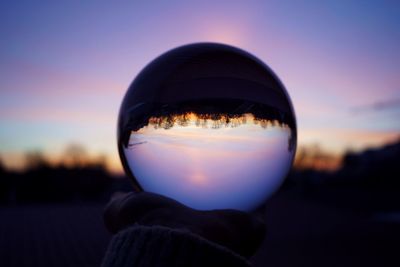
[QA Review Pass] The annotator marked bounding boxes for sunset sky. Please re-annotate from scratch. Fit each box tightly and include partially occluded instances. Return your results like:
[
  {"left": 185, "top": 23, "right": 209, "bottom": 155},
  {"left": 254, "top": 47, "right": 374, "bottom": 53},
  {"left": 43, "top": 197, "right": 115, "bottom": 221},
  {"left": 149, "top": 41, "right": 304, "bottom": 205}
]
[
  {"left": 125, "top": 115, "right": 293, "bottom": 210},
  {"left": 0, "top": 1, "right": 399, "bottom": 173}
]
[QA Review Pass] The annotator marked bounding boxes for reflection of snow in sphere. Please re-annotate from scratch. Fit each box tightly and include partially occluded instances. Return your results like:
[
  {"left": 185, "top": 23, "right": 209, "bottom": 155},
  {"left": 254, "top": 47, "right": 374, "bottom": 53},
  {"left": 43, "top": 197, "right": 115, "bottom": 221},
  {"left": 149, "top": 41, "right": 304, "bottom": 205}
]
[{"left": 118, "top": 43, "right": 297, "bottom": 211}]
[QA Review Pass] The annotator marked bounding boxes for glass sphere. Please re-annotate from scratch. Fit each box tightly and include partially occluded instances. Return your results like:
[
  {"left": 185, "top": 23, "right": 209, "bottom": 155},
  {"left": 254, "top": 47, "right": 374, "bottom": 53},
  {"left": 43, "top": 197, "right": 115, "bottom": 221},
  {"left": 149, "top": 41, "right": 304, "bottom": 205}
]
[{"left": 118, "top": 43, "right": 297, "bottom": 211}]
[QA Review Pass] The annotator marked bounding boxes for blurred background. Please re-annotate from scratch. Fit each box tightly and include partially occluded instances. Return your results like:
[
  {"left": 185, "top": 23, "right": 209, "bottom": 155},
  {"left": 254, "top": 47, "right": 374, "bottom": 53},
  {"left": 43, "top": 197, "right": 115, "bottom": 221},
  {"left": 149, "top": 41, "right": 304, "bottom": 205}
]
[{"left": 0, "top": 1, "right": 399, "bottom": 266}]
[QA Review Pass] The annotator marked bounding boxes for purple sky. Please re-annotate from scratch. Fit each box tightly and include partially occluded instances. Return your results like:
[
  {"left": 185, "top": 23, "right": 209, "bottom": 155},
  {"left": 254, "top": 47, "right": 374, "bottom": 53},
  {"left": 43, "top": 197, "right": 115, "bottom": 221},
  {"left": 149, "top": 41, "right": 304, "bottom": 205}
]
[
  {"left": 0, "top": 1, "right": 399, "bottom": 172},
  {"left": 124, "top": 117, "right": 293, "bottom": 210}
]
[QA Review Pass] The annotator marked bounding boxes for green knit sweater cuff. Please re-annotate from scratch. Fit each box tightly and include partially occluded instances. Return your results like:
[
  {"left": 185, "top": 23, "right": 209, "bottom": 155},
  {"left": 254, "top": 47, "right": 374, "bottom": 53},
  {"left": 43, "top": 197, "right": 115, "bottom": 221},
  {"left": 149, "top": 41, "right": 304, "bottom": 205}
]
[{"left": 101, "top": 224, "right": 252, "bottom": 267}]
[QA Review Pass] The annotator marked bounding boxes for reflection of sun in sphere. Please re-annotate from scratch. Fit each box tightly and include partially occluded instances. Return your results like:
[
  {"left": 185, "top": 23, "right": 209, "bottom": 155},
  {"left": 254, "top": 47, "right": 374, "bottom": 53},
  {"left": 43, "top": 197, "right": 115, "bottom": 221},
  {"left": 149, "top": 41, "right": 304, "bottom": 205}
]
[{"left": 118, "top": 43, "right": 297, "bottom": 211}]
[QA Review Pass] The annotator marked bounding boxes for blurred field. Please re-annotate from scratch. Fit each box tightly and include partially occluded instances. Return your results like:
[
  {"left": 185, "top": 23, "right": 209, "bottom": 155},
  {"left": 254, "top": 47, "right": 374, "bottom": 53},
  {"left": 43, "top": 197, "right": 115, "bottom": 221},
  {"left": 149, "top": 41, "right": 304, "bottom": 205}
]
[
  {"left": 253, "top": 188, "right": 400, "bottom": 267},
  {"left": 0, "top": 204, "right": 110, "bottom": 267},
  {"left": 0, "top": 188, "right": 399, "bottom": 267},
  {"left": 0, "top": 140, "right": 399, "bottom": 267}
]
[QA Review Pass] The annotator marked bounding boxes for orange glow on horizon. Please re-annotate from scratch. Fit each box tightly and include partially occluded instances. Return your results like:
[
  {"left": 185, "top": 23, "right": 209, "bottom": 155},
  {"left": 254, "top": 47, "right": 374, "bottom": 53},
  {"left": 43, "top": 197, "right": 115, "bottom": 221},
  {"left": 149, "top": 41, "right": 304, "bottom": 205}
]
[{"left": 145, "top": 112, "right": 290, "bottom": 131}]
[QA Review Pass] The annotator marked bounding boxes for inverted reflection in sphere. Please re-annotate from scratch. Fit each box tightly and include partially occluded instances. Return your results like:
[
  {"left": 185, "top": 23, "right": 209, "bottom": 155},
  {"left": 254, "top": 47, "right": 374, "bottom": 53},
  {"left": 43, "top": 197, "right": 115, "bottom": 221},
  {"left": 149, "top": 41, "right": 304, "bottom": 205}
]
[{"left": 118, "top": 43, "right": 297, "bottom": 211}]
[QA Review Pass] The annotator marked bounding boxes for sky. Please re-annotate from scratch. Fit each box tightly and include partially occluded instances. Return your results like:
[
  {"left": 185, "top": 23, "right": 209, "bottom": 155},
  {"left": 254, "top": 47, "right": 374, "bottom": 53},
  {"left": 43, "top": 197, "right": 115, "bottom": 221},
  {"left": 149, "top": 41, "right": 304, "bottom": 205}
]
[{"left": 0, "top": 0, "right": 399, "bottom": 173}]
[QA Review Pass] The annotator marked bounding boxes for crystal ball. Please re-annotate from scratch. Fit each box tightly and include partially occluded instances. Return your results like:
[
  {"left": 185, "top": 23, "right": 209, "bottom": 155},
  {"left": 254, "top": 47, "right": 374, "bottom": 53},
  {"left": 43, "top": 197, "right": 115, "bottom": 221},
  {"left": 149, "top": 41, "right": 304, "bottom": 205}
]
[{"left": 118, "top": 43, "right": 297, "bottom": 211}]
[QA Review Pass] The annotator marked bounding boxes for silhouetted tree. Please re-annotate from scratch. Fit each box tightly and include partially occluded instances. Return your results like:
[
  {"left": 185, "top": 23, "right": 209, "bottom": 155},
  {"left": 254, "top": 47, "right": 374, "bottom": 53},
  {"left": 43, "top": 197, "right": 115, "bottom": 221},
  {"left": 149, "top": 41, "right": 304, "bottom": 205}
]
[
  {"left": 64, "top": 143, "right": 88, "bottom": 167},
  {"left": 0, "top": 157, "right": 8, "bottom": 203},
  {"left": 293, "top": 144, "right": 340, "bottom": 171},
  {"left": 25, "top": 151, "right": 49, "bottom": 170},
  {"left": 0, "top": 156, "right": 4, "bottom": 173}
]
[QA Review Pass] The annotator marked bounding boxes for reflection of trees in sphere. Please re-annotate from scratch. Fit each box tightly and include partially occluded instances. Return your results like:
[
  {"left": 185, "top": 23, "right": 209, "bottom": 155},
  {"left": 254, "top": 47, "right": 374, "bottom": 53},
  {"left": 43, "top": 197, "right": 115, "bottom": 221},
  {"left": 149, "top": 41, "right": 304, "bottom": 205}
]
[{"left": 118, "top": 43, "right": 297, "bottom": 211}]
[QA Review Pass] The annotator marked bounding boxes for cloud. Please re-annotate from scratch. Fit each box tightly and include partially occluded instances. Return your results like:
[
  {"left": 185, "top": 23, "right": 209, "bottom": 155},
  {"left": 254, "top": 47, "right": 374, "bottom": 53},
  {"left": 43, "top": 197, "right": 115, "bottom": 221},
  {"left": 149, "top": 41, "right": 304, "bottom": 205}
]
[{"left": 351, "top": 98, "right": 400, "bottom": 113}]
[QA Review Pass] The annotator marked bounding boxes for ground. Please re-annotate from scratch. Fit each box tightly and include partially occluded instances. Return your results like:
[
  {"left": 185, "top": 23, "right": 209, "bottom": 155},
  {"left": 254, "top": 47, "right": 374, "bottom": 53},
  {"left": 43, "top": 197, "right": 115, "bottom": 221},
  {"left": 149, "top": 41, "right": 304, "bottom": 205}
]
[{"left": 0, "top": 188, "right": 399, "bottom": 267}]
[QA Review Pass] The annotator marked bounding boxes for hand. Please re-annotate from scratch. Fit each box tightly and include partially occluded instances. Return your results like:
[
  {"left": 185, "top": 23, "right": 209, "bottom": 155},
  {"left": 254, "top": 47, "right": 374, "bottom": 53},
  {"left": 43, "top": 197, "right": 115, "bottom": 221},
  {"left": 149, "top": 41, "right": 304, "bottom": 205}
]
[{"left": 104, "top": 192, "right": 266, "bottom": 258}]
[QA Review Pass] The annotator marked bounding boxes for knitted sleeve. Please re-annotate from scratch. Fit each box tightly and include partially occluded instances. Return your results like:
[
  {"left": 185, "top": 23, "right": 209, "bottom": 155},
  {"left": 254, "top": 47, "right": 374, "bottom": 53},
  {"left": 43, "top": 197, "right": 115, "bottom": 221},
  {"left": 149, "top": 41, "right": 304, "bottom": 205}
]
[{"left": 101, "top": 224, "right": 252, "bottom": 267}]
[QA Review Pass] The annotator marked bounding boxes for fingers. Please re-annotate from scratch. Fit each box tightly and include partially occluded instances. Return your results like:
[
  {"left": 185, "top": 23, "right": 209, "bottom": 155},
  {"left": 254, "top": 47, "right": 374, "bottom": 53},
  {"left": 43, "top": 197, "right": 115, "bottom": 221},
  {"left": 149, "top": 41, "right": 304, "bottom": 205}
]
[
  {"left": 236, "top": 212, "right": 265, "bottom": 258},
  {"left": 103, "top": 191, "right": 137, "bottom": 233},
  {"left": 243, "top": 215, "right": 266, "bottom": 257},
  {"left": 203, "top": 209, "right": 266, "bottom": 258},
  {"left": 103, "top": 191, "right": 187, "bottom": 233}
]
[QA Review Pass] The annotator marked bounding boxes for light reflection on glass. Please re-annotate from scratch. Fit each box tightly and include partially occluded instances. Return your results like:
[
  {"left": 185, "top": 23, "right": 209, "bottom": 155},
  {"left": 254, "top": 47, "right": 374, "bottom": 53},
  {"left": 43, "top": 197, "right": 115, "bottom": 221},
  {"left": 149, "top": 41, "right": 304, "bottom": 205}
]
[{"left": 124, "top": 113, "right": 294, "bottom": 211}]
